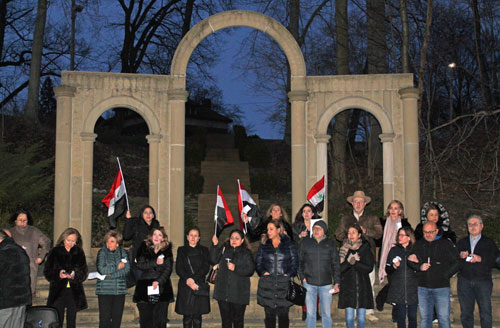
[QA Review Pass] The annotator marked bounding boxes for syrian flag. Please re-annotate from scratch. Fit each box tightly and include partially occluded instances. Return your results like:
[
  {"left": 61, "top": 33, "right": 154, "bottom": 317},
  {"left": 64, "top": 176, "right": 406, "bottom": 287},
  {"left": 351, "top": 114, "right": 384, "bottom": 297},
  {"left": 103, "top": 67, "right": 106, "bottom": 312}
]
[
  {"left": 102, "top": 159, "right": 129, "bottom": 229},
  {"left": 238, "top": 179, "right": 261, "bottom": 233},
  {"left": 214, "top": 185, "right": 234, "bottom": 237},
  {"left": 307, "top": 175, "right": 325, "bottom": 213}
]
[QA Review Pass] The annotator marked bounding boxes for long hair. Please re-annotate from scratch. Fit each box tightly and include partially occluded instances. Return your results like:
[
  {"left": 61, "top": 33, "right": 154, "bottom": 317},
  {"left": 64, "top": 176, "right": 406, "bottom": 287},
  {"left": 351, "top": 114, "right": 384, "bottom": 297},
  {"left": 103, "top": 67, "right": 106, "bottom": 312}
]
[
  {"left": 10, "top": 209, "right": 33, "bottom": 226},
  {"left": 385, "top": 200, "right": 405, "bottom": 219},
  {"left": 139, "top": 205, "right": 156, "bottom": 221},
  {"left": 395, "top": 226, "right": 415, "bottom": 246},
  {"left": 225, "top": 229, "right": 249, "bottom": 249},
  {"left": 293, "top": 203, "right": 319, "bottom": 225},
  {"left": 103, "top": 230, "right": 123, "bottom": 246},
  {"left": 260, "top": 219, "right": 283, "bottom": 244},
  {"left": 145, "top": 227, "right": 169, "bottom": 251},
  {"left": 265, "top": 204, "right": 290, "bottom": 223},
  {"left": 56, "top": 228, "right": 83, "bottom": 248}
]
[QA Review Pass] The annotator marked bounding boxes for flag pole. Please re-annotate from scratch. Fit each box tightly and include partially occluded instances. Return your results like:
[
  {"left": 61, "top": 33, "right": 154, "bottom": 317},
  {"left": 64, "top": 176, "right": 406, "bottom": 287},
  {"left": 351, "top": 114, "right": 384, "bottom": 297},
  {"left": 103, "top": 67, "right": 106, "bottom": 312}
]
[
  {"left": 214, "top": 185, "right": 219, "bottom": 236},
  {"left": 116, "top": 157, "right": 130, "bottom": 211},
  {"left": 237, "top": 179, "right": 247, "bottom": 234}
]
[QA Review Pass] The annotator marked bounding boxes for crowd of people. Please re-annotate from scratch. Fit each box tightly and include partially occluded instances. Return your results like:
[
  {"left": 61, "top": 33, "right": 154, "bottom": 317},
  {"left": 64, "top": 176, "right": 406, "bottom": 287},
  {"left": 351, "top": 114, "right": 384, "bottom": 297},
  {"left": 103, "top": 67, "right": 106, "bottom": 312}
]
[{"left": 1, "top": 191, "right": 500, "bottom": 328}]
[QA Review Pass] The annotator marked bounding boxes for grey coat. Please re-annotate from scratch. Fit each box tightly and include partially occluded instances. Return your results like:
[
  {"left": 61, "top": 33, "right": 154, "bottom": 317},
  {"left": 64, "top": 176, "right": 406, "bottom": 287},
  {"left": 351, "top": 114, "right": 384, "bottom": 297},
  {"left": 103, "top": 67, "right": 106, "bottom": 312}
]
[{"left": 96, "top": 246, "right": 130, "bottom": 295}]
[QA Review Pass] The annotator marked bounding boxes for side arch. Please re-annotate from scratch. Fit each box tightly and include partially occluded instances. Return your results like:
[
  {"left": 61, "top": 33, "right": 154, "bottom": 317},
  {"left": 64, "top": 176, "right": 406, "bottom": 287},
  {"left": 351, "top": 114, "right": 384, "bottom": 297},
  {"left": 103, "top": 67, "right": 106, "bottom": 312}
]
[
  {"left": 171, "top": 10, "right": 306, "bottom": 84},
  {"left": 316, "top": 96, "right": 393, "bottom": 135},
  {"left": 82, "top": 96, "right": 161, "bottom": 135}
]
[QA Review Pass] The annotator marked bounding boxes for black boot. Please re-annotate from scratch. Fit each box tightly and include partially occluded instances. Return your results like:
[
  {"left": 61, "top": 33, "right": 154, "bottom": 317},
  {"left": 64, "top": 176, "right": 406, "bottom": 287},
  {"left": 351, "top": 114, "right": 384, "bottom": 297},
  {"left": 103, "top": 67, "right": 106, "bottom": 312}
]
[
  {"left": 192, "top": 315, "right": 202, "bottom": 328},
  {"left": 183, "top": 315, "right": 193, "bottom": 328},
  {"left": 302, "top": 311, "right": 306, "bottom": 321}
]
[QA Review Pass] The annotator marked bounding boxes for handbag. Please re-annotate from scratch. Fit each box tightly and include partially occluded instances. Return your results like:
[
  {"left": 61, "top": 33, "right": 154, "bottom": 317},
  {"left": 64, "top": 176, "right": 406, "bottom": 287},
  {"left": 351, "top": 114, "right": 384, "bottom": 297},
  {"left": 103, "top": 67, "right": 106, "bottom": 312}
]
[
  {"left": 206, "top": 246, "right": 224, "bottom": 284},
  {"left": 187, "top": 257, "right": 210, "bottom": 297},
  {"left": 286, "top": 278, "right": 307, "bottom": 306}
]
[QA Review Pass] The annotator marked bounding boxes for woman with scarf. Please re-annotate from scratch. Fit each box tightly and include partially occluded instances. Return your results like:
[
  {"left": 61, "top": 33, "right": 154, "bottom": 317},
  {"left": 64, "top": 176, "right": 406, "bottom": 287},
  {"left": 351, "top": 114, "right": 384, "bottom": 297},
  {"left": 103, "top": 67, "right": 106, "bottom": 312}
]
[
  {"left": 9, "top": 209, "right": 51, "bottom": 295},
  {"left": 338, "top": 224, "right": 374, "bottom": 328},
  {"left": 414, "top": 202, "right": 456, "bottom": 243}
]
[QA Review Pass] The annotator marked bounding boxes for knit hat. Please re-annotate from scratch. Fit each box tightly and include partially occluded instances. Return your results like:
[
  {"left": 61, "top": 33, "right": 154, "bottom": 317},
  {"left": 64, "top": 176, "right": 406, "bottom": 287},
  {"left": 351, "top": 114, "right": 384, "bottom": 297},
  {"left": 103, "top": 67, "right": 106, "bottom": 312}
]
[{"left": 313, "top": 220, "right": 328, "bottom": 235}]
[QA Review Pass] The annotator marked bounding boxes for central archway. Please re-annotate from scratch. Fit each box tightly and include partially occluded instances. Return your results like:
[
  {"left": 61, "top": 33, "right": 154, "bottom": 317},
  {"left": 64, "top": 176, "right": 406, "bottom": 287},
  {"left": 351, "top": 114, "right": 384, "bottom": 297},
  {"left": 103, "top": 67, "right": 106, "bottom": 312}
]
[{"left": 168, "top": 10, "right": 309, "bottom": 237}]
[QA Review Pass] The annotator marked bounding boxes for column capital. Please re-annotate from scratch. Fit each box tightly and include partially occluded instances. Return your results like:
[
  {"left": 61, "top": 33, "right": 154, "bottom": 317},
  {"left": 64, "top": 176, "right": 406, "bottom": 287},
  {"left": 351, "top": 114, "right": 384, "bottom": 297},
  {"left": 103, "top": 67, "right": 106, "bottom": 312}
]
[
  {"left": 169, "top": 89, "right": 189, "bottom": 101},
  {"left": 146, "top": 134, "right": 162, "bottom": 143},
  {"left": 54, "top": 85, "right": 76, "bottom": 98},
  {"left": 287, "top": 90, "right": 308, "bottom": 102},
  {"left": 314, "top": 134, "right": 331, "bottom": 144},
  {"left": 379, "top": 133, "right": 395, "bottom": 143},
  {"left": 80, "top": 132, "right": 97, "bottom": 142},
  {"left": 398, "top": 87, "right": 419, "bottom": 99}
]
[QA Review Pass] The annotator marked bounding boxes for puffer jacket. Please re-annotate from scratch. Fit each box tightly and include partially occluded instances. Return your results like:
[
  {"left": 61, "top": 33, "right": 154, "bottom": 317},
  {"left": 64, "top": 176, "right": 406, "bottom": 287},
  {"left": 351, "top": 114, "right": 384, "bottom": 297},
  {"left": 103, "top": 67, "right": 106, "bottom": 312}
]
[
  {"left": 298, "top": 236, "right": 340, "bottom": 286},
  {"left": 338, "top": 240, "right": 374, "bottom": 309},
  {"left": 96, "top": 246, "right": 130, "bottom": 295},
  {"left": 0, "top": 237, "right": 31, "bottom": 309},
  {"left": 209, "top": 242, "right": 255, "bottom": 305},
  {"left": 255, "top": 235, "right": 298, "bottom": 308},
  {"left": 385, "top": 244, "right": 418, "bottom": 305},
  {"left": 133, "top": 242, "right": 174, "bottom": 303}
]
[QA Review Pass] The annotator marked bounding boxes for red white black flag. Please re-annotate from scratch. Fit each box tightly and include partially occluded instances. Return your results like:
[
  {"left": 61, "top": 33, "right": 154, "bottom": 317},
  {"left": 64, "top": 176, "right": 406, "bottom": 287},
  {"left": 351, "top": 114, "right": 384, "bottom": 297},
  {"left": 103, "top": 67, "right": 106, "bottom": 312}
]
[
  {"left": 214, "top": 185, "right": 234, "bottom": 237},
  {"left": 307, "top": 175, "right": 325, "bottom": 213},
  {"left": 102, "top": 159, "right": 129, "bottom": 229},
  {"left": 238, "top": 179, "right": 261, "bottom": 233}
]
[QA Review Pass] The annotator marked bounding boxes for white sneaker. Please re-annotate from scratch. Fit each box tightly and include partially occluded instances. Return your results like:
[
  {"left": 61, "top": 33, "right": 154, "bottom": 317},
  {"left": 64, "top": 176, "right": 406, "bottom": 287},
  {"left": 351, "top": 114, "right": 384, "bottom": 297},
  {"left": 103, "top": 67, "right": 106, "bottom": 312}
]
[{"left": 366, "top": 313, "right": 379, "bottom": 322}]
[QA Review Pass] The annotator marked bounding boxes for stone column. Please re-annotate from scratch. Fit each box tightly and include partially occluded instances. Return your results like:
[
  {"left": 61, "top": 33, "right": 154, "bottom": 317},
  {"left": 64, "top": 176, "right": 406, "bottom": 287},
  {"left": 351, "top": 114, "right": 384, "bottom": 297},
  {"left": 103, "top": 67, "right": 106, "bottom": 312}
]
[
  {"left": 53, "top": 85, "right": 75, "bottom": 241},
  {"left": 379, "top": 133, "right": 395, "bottom": 209},
  {"left": 314, "top": 134, "right": 330, "bottom": 223},
  {"left": 168, "top": 89, "right": 188, "bottom": 255},
  {"left": 288, "top": 90, "right": 308, "bottom": 217},
  {"left": 399, "top": 87, "right": 420, "bottom": 226},
  {"left": 80, "top": 132, "right": 96, "bottom": 262},
  {"left": 146, "top": 134, "right": 162, "bottom": 212}
]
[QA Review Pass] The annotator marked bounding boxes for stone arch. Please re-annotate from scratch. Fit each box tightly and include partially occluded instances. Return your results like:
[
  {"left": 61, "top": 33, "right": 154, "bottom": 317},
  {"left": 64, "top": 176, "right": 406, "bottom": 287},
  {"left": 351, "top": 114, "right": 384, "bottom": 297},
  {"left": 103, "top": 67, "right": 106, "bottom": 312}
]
[{"left": 82, "top": 96, "right": 161, "bottom": 135}]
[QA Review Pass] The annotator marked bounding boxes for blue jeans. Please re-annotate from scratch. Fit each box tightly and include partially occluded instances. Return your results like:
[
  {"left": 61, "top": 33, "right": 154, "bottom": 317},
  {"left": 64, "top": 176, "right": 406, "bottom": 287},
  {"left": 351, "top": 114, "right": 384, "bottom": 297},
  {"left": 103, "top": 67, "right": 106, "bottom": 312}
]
[
  {"left": 394, "top": 303, "right": 417, "bottom": 328},
  {"left": 418, "top": 286, "right": 450, "bottom": 328},
  {"left": 345, "top": 307, "right": 366, "bottom": 328},
  {"left": 304, "top": 282, "right": 332, "bottom": 328},
  {"left": 457, "top": 276, "right": 492, "bottom": 328}
]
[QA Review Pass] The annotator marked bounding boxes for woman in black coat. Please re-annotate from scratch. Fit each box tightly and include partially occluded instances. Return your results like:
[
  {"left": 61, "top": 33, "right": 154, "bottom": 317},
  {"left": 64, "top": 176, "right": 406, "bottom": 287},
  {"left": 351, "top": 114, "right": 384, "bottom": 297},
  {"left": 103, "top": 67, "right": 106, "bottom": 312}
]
[
  {"left": 255, "top": 219, "right": 298, "bottom": 328},
  {"left": 385, "top": 227, "right": 418, "bottom": 328},
  {"left": 133, "top": 227, "right": 174, "bottom": 328},
  {"left": 338, "top": 224, "right": 374, "bottom": 328},
  {"left": 414, "top": 202, "right": 456, "bottom": 243},
  {"left": 210, "top": 229, "right": 255, "bottom": 328},
  {"left": 44, "top": 228, "right": 88, "bottom": 328},
  {"left": 123, "top": 205, "right": 160, "bottom": 282},
  {"left": 175, "top": 227, "right": 211, "bottom": 328},
  {"left": 245, "top": 204, "right": 294, "bottom": 242}
]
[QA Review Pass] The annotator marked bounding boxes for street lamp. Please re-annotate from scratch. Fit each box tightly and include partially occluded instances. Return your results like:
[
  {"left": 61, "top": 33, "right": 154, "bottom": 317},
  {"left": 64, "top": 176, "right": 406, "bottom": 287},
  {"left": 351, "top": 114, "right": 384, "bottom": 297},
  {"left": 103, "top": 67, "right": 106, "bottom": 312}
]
[
  {"left": 70, "top": 0, "right": 84, "bottom": 70},
  {"left": 447, "top": 62, "right": 456, "bottom": 120}
]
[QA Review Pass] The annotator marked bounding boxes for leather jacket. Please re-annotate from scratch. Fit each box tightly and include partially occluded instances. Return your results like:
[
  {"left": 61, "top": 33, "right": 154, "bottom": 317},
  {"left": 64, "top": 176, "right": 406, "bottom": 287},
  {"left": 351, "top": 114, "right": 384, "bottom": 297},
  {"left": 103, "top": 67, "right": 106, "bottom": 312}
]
[{"left": 255, "top": 234, "right": 298, "bottom": 277}]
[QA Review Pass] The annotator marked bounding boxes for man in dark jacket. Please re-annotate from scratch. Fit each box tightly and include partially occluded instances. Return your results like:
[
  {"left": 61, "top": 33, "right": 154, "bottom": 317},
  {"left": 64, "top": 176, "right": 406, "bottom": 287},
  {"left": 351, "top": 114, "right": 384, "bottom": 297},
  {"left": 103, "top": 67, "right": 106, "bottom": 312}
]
[
  {"left": 408, "top": 221, "right": 459, "bottom": 328},
  {"left": 0, "top": 229, "right": 31, "bottom": 327},
  {"left": 299, "top": 220, "right": 340, "bottom": 328},
  {"left": 456, "top": 214, "right": 499, "bottom": 328}
]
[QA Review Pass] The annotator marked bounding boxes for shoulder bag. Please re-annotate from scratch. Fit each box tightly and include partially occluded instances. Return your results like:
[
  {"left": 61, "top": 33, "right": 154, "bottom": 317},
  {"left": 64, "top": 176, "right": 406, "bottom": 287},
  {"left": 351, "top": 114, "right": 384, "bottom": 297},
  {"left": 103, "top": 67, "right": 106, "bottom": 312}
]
[{"left": 286, "top": 277, "right": 307, "bottom": 306}]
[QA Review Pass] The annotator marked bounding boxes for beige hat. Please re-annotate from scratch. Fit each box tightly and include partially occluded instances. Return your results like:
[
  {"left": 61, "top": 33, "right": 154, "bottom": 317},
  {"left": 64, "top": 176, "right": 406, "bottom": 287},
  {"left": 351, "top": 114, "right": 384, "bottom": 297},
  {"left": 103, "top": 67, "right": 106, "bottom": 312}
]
[{"left": 347, "top": 190, "right": 371, "bottom": 204}]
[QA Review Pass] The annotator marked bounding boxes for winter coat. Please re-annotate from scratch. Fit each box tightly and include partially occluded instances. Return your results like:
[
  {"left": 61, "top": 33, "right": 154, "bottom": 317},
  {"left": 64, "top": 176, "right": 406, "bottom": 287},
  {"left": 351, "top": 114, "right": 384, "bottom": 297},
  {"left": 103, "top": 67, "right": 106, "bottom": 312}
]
[
  {"left": 133, "top": 242, "right": 174, "bottom": 303},
  {"left": 0, "top": 237, "right": 31, "bottom": 309},
  {"left": 96, "top": 246, "right": 130, "bottom": 295},
  {"left": 457, "top": 235, "right": 499, "bottom": 281},
  {"left": 408, "top": 237, "right": 460, "bottom": 288},
  {"left": 10, "top": 225, "right": 51, "bottom": 294},
  {"left": 122, "top": 216, "right": 160, "bottom": 262},
  {"left": 292, "top": 220, "right": 311, "bottom": 244},
  {"left": 338, "top": 240, "right": 374, "bottom": 309},
  {"left": 298, "top": 236, "right": 340, "bottom": 286},
  {"left": 385, "top": 244, "right": 418, "bottom": 305},
  {"left": 335, "top": 212, "right": 382, "bottom": 257},
  {"left": 246, "top": 217, "right": 294, "bottom": 243},
  {"left": 175, "top": 243, "right": 210, "bottom": 315},
  {"left": 209, "top": 242, "right": 255, "bottom": 305},
  {"left": 44, "top": 245, "right": 88, "bottom": 312},
  {"left": 255, "top": 235, "right": 298, "bottom": 308}
]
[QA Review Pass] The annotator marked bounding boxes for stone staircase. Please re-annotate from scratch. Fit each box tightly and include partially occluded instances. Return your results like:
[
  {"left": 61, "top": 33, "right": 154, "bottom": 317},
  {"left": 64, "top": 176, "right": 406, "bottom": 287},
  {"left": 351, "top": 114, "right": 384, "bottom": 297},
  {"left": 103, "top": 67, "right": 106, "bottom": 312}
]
[
  {"left": 197, "top": 133, "right": 256, "bottom": 246},
  {"left": 32, "top": 271, "right": 500, "bottom": 327}
]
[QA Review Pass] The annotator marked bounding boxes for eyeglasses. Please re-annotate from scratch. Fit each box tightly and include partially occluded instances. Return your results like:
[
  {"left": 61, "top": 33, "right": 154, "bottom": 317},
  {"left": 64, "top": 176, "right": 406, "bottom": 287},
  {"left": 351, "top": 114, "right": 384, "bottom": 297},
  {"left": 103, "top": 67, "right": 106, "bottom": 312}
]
[
  {"left": 468, "top": 222, "right": 481, "bottom": 227},
  {"left": 423, "top": 230, "right": 437, "bottom": 234}
]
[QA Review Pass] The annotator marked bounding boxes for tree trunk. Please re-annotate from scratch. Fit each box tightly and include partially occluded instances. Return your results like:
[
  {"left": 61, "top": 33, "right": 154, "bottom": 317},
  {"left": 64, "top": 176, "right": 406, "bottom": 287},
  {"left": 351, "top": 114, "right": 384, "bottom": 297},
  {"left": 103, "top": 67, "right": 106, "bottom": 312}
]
[
  {"left": 25, "top": 0, "right": 48, "bottom": 125},
  {"left": 399, "top": 0, "right": 409, "bottom": 73},
  {"left": 182, "top": 0, "right": 195, "bottom": 37},
  {"left": 470, "top": 0, "right": 492, "bottom": 109},
  {"left": 366, "top": 0, "right": 387, "bottom": 180},
  {"left": 417, "top": 0, "right": 433, "bottom": 114}
]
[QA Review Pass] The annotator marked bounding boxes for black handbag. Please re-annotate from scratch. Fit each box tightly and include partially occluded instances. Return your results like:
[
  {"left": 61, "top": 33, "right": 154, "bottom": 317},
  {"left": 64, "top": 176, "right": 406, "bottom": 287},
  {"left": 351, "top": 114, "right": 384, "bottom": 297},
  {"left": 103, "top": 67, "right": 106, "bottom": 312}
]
[
  {"left": 187, "top": 257, "right": 210, "bottom": 297},
  {"left": 206, "top": 246, "right": 224, "bottom": 284},
  {"left": 286, "top": 278, "right": 307, "bottom": 306}
]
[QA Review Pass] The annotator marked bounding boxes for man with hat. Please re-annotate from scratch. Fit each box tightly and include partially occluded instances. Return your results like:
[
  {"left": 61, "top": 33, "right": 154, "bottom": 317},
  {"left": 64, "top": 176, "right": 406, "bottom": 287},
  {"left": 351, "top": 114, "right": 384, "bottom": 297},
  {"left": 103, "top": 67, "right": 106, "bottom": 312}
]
[
  {"left": 298, "top": 220, "right": 340, "bottom": 328},
  {"left": 335, "top": 190, "right": 382, "bottom": 322}
]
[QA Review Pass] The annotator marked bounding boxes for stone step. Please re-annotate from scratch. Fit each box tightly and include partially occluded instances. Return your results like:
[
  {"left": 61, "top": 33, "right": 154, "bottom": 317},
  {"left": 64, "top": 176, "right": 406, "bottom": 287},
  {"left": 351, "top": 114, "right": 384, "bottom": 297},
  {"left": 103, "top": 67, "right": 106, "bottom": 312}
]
[{"left": 204, "top": 148, "right": 240, "bottom": 161}]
